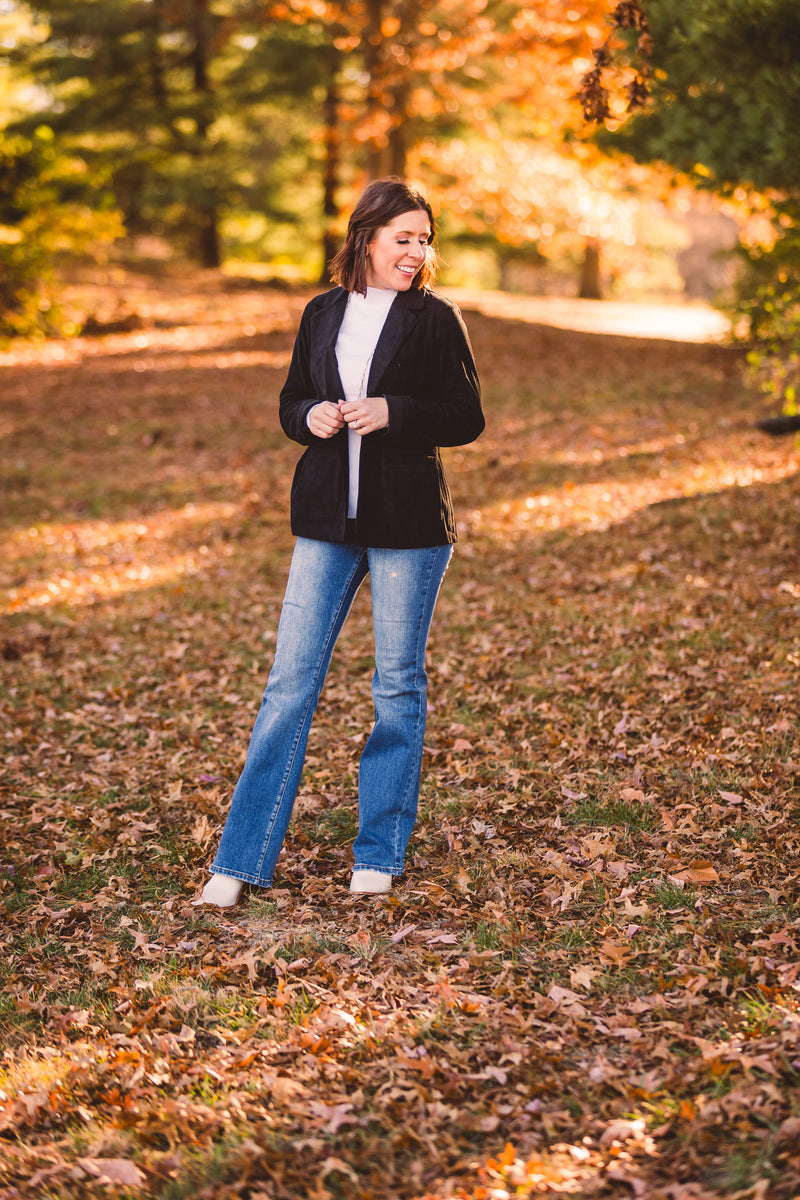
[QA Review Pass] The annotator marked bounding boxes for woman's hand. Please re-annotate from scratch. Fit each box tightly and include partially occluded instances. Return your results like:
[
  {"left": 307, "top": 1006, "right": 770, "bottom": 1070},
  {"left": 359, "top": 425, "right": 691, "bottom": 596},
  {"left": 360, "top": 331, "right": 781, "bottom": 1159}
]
[
  {"left": 307, "top": 401, "right": 345, "bottom": 439},
  {"left": 339, "top": 396, "right": 389, "bottom": 436}
]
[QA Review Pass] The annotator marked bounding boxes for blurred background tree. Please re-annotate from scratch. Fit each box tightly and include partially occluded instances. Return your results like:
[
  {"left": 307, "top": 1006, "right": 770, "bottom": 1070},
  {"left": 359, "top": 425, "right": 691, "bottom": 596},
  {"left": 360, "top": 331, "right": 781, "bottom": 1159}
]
[
  {"left": 4, "top": 0, "right": 330, "bottom": 268},
  {"left": 408, "top": 0, "right": 674, "bottom": 298},
  {"left": 0, "top": 0, "right": 751, "bottom": 337},
  {"left": 586, "top": 0, "right": 800, "bottom": 424},
  {"left": 0, "top": 3, "right": 122, "bottom": 337},
  {"left": 0, "top": 125, "right": 122, "bottom": 337}
]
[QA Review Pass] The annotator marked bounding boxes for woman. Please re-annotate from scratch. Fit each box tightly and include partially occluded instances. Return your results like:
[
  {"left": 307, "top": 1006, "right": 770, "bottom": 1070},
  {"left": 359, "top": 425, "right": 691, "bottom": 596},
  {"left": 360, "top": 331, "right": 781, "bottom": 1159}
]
[{"left": 193, "top": 177, "right": 484, "bottom": 908}]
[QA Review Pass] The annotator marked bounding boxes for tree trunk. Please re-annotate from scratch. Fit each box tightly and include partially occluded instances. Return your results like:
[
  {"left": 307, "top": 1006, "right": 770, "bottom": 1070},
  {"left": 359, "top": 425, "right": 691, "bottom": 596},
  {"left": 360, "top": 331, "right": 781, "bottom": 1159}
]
[
  {"left": 578, "top": 238, "right": 603, "bottom": 299},
  {"left": 364, "top": 0, "right": 386, "bottom": 180},
  {"left": 191, "top": 0, "right": 221, "bottom": 268},
  {"left": 320, "top": 55, "right": 341, "bottom": 284},
  {"left": 148, "top": 0, "right": 184, "bottom": 148},
  {"left": 756, "top": 413, "right": 800, "bottom": 435},
  {"left": 361, "top": 0, "right": 417, "bottom": 179},
  {"left": 497, "top": 255, "right": 510, "bottom": 292},
  {"left": 199, "top": 208, "right": 222, "bottom": 269},
  {"left": 387, "top": 80, "right": 409, "bottom": 177}
]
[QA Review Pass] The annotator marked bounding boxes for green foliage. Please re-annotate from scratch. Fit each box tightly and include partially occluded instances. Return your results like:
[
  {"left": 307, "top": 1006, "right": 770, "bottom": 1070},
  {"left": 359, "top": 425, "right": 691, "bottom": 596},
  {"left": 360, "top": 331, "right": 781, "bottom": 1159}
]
[
  {"left": 604, "top": 0, "right": 800, "bottom": 409},
  {"left": 6, "top": 0, "right": 330, "bottom": 269},
  {"left": 736, "top": 212, "right": 800, "bottom": 416},
  {"left": 0, "top": 126, "right": 122, "bottom": 339},
  {"left": 611, "top": 0, "right": 800, "bottom": 194}
]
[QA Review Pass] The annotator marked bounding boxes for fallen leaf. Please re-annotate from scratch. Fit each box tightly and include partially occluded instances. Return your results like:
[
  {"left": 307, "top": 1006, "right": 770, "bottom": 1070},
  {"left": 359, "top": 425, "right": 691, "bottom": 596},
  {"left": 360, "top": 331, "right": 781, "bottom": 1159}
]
[{"left": 78, "top": 1158, "right": 146, "bottom": 1186}]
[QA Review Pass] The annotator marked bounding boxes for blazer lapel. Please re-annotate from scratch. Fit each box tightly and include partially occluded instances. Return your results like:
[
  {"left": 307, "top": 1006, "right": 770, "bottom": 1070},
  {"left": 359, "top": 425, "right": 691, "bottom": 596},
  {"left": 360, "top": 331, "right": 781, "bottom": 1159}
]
[
  {"left": 368, "top": 289, "right": 424, "bottom": 393},
  {"left": 309, "top": 288, "right": 348, "bottom": 399}
]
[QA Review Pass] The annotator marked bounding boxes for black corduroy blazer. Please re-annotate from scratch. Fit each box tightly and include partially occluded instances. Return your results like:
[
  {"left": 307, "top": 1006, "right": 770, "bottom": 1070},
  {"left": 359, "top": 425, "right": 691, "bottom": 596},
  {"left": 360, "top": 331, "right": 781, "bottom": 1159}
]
[{"left": 279, "top": 286, "right": 484, "bottom": 548}]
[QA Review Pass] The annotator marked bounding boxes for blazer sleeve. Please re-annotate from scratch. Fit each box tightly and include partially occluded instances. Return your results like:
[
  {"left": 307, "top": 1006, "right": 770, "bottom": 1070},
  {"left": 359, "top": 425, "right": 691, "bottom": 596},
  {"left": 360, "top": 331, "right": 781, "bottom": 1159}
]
[
  {"left": 383, "top": 300, "right": 484, "bottom": 448},
  {"left": 279, "top": 304, "right": 320, "bottom": 446}
]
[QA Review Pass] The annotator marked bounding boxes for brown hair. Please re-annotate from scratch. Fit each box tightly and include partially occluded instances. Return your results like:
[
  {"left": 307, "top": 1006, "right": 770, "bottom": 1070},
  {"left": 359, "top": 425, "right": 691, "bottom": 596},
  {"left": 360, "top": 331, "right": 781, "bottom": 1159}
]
[{"left": 329, "top": 177, "right": 437, "bottom": 295}]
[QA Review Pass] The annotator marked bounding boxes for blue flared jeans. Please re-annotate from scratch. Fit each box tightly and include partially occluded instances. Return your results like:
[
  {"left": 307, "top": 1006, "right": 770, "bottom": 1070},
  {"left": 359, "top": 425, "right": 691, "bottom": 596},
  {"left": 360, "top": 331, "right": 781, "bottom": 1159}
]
[{"left": 211, "top": 537, "right": 453, "bottom": 887}]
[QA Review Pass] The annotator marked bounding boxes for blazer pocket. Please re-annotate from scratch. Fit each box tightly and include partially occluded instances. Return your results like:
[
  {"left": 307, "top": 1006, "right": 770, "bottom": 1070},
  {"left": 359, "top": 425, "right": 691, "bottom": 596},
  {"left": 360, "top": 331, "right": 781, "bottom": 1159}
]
[
  {"left": 291, "top": 444, "right": 345, "bottom": 524},
  {"left": 383, "top": 455, "right": 447, "bottom": 523}
]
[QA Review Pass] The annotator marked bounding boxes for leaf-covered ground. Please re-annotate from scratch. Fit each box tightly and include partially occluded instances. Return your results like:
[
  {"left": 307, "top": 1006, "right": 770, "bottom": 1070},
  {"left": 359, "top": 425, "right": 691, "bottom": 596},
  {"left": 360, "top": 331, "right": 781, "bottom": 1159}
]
[{"left": 1, "top": 271, "right": 799, "bottom": 1199}]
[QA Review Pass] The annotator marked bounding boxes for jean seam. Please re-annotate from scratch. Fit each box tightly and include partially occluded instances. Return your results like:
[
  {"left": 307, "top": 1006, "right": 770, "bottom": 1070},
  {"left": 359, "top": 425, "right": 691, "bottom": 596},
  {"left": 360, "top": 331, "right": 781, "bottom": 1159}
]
[
  {"left": 391, "top": 547, "right": 439, "bottom": 867},
  {"left": 353, "top": 862, "right": 403, "bottom": 876},
  {"left": 253, "top": 548, "right": 367, "bottom": 882},
  {"left": 209, "top": 868, "right": 271, "bottom": 887}
]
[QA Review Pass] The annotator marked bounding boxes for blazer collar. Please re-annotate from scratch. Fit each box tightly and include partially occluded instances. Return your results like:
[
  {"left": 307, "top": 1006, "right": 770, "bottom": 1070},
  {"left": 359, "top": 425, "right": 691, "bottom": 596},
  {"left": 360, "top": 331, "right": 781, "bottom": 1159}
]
[{"left": 309, "top": 286, "right": 426, "bottom": 393}]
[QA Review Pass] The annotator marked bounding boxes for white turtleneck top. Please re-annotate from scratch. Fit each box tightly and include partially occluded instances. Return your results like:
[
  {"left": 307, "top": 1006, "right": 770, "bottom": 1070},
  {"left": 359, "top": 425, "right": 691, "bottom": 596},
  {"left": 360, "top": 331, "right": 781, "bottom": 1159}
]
[{"left": 335, "top": 287, "right": 396, "bottom": 518}]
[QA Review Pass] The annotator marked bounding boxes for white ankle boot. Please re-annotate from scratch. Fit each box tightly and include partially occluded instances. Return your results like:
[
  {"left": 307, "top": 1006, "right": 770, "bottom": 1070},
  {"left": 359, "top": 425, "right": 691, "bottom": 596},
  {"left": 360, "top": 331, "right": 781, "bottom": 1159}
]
[
  {"left": 191, "top": 873, "right": 244, "bottom": 908},
  {"left": 350, "top": 869, "right": 392, "bottom": 894}
]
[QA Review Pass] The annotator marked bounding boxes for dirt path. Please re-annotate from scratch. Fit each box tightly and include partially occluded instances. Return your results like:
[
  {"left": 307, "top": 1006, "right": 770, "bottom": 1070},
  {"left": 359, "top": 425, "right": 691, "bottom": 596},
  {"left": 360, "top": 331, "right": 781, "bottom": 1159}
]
[{"left": 444, "top": 287, "right": 731, "bottom": 343}]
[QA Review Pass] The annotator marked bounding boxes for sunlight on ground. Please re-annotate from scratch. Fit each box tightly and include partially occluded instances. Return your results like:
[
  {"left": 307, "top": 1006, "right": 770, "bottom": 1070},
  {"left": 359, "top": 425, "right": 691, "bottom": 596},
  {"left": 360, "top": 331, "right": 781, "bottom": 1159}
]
[
  {"left": 556, "top": 432, "right": 690, "bottom": 465},
  {"left": 89, "top": 346, "right": 292, "bottom": 374},
  {"left": 5, "top": 449, "right": 799, "bottom": 613},
  {"left": 0, "top": 322, "right": 292, "bottom": 373},
  {"left": 472, "top": 455, "right": 800, "bottom": 539},
  {"left": 0, "top": 1048, "right": 73, "bottom": 1103},
  {"left": 2, "top": 501, "right": 239, "bottom": 613},
  {"left": 467, "top": 1140, "right": 613, "bottom": 1198}
]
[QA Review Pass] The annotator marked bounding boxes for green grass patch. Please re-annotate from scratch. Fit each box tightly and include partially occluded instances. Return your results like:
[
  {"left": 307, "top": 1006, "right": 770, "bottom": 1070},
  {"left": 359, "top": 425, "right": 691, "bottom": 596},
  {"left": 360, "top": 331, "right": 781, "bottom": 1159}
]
[
  {"left": 568, "top": 795, "right": 660, "bottom": 832},
  {"left": 312, "top": 806, "right": 359, "bottom": 846}
]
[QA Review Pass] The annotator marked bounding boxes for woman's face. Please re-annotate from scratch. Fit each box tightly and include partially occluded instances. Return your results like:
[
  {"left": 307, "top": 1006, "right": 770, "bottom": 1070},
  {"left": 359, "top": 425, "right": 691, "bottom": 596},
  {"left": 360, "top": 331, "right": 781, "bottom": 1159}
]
[{"left": 365, "top": 209, "right": 431, "bottom": 291}]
